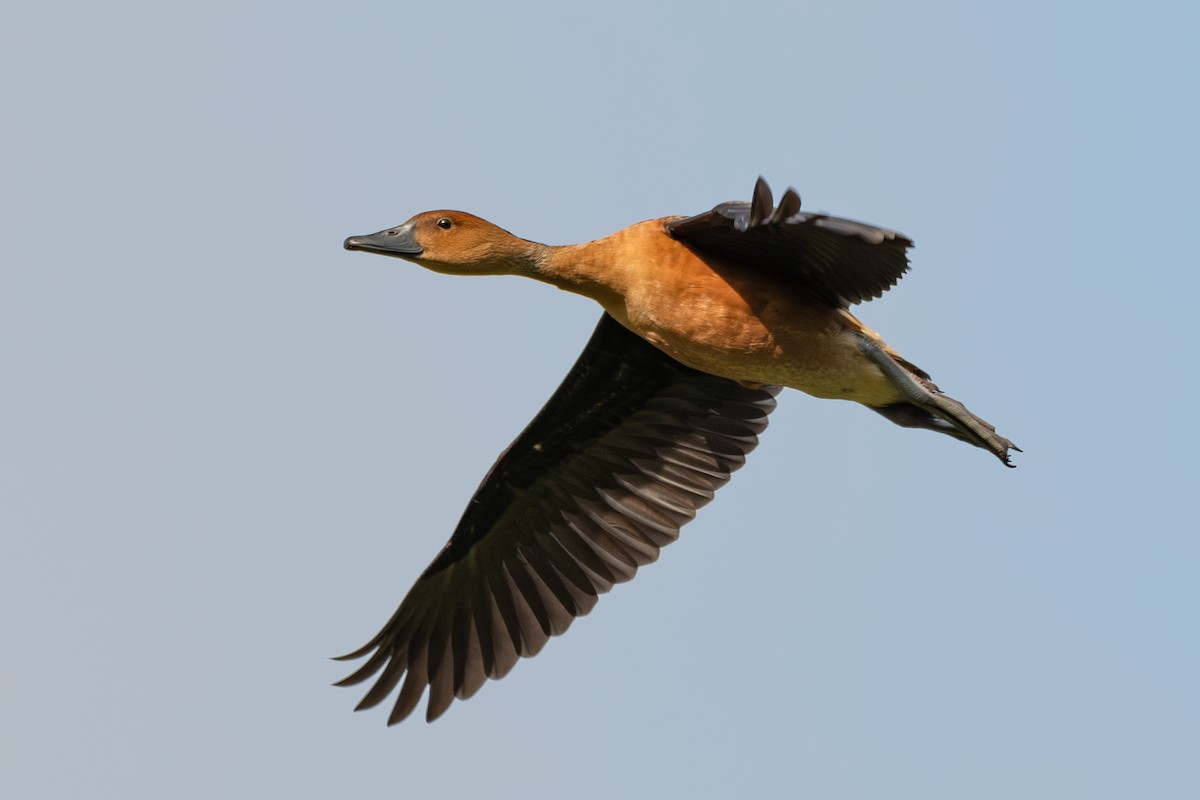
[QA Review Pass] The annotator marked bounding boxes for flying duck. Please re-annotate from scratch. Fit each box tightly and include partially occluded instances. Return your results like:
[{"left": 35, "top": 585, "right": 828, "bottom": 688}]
[{"left": 338, "top": 178, "right": 1017, "bottom": 724}]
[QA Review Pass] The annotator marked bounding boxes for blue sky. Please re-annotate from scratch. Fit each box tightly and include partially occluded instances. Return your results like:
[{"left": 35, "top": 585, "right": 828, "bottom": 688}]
[{"left": 3, "top": 1, "right": 1197, "bottom": 797}]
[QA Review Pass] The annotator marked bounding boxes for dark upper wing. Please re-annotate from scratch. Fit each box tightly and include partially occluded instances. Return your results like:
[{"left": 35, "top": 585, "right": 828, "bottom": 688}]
[
  {"left": 665, "top": 177, "right": 913, "bottom": 307},
  {"left": 335, "top": 313, "right": 779, "bottom": 723}
]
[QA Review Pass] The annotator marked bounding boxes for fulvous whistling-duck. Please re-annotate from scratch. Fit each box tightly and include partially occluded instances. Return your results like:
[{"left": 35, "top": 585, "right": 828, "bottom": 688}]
[{"left": 339, "top": 178, "right": 1017, "bottom": 723}]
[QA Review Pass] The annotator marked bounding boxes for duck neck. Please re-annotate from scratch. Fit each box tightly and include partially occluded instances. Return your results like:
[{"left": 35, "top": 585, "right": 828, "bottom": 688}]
[{"left": 528, "top": 232, "right": 633, "bottom": 310}]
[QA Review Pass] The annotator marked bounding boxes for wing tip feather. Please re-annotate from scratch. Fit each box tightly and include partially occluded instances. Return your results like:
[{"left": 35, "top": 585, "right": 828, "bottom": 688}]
[{"left": 749, "top": 176, "right": 773, "bottom": 227}]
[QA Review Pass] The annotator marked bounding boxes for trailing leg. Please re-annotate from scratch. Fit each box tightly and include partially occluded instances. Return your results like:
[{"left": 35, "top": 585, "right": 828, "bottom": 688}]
[{"left": 854, "top": 333, "right": 1018, "bottom": 466}]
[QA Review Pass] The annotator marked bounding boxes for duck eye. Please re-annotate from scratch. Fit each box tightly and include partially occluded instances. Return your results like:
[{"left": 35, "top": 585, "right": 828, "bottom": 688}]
[{"left": 436, "top": 217, "right": 453, "bottom": 230}]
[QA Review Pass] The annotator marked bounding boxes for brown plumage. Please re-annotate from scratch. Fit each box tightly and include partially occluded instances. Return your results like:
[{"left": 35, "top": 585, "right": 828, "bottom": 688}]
[{"left": 338, "top": 178, "right": 1017, "bottom": 724}]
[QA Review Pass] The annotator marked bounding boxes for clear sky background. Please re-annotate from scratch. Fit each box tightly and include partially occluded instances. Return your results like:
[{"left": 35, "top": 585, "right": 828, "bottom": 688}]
[{"left": 3, "top": 1, "right": 1197, "bottom": 798}]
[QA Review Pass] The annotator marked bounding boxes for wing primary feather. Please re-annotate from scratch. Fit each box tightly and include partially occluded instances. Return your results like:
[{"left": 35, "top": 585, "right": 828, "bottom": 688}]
[
  {"left": 502, "top": 561, "right": 551, "bottom": 656},
  {"left": 487, "top": 562, "right": 527, "bottom": 656},
  {"left": 535, "top": 528, "right": 605, "bottom": 598},
  {"left": 389, "top": 653, "right": 428, "bottom": 725},
  {"left": 573, "top": 503, "right": 641, "bottom": 580},
  {"left": 425, "top": 636, "right": 456, "bottom": 721},
  {"left": 505, "top": 552, "right": 554, "bottom": 637},
  {"left": 354, "top": 653, "right": 407, "bottom": 711},
  {"left": 549, "top": 522, "right": 614, "bottom": 592},
  {"left": 332, "top": 630, "right": 389, "bottom": 662},
  {"left": 610, "top": 474, "right": 698, "bottom": 523},
  {"left": 592, "top": 518, "right": 661, "bottom": 564},
  {"left": 550, "top": 516, "right": 619, "bottom": 586},
  {"left": 333, "top": 646, "right": 390, "bottom": 688},
  {"left": 449, "top": 601, "right": 473, "bottom": 697},
  {"left": 520, "top": 542, "right": 581, "bottom": 621},
  {"left": 456, "top": 609, "right": 488, "bottom": 701},
  {"left": 629, "top": 457, "right": 718, "bottom": 498},
  {"left": 483, "top": 580, "right": 521, "bottom": 679},
  {"left": 749, "top": 176, "right": 773, "bottom": 227},
  {"left": 517, "top": 550, "right": 576, "bottom": 634},
  {"left": 469, "top": 580, "right": 499, "bottom": 679},
  {"left": 772, "top": 187, "right": 802, "bottom": 223}
]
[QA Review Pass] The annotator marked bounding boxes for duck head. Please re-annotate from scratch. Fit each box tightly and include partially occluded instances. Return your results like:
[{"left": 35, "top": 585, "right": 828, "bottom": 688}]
[{"left": 344, "top": 211, "right": 539, "bottom": 276}]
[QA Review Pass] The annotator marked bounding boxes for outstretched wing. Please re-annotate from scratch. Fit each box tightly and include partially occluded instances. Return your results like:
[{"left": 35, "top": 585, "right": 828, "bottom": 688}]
[
  {"left": 335, "top": 314, "right": 779, "bottom": 723},
  {"left": 665, "top": 177, "right": 913, "bottom": 307}
]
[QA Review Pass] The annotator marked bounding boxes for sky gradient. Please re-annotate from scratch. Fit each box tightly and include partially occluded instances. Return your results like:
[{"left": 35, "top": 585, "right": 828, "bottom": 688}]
[{"left": 3, "top": 1, "right": 1198, "bottom": 798}]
